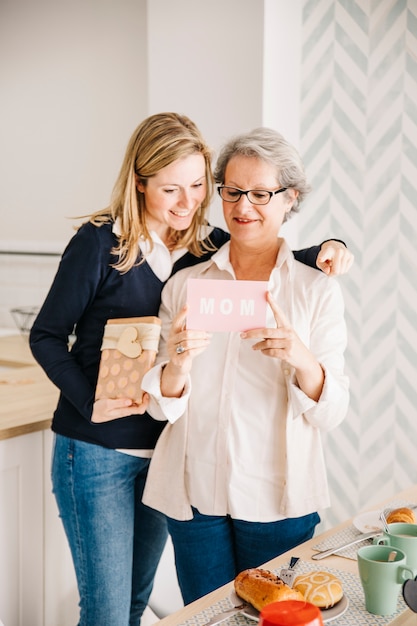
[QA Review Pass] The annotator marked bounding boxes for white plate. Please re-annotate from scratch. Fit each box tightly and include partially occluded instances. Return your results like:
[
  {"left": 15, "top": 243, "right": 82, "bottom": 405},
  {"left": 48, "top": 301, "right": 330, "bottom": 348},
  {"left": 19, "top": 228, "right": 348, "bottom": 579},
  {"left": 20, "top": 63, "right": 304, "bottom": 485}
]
[
  {"left": 353, "top": 503, "right": 417, "bottom": 533},
  {"left": 353, "top": 510, "right": 383, "bottom": 534},
  {"left": 321, "top": 595, "right": 349, "bottom": 623},
  {"left": 229, "top": 591, "right": 349, "bottom": 623},
  {"left": 229, "top": 590, "right": 259, "bottom": 621}
]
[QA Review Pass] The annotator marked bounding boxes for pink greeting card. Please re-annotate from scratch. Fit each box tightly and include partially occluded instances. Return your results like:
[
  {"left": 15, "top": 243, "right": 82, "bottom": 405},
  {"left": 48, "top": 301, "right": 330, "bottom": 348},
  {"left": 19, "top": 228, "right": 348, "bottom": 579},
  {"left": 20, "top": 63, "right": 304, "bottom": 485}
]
[{"left": 186, "top": 278, "right": 268, "bottom": 332}]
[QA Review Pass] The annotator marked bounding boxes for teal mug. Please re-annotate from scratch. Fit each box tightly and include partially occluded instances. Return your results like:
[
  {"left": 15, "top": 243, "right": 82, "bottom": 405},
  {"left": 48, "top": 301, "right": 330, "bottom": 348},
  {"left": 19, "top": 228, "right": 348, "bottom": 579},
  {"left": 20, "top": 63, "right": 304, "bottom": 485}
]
[
  {"left": 357, "top": 545, "right": 414, "bottom": 615},
  {"left": 373, "top": 523, "right": 417, "bottom": 575}
]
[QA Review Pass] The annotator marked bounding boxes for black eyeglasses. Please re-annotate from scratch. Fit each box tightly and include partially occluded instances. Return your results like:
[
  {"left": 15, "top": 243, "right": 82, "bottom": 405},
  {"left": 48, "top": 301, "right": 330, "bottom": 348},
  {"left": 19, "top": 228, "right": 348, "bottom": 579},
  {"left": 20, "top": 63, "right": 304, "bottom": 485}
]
[{"left": 217, "top": 186, "right": 288, "bottom": 205}]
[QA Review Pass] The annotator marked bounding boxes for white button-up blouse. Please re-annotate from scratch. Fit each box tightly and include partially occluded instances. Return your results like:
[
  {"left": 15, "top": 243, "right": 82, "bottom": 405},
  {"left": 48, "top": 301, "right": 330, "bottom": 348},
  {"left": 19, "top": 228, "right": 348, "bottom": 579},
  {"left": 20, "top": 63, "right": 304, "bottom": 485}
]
[{"left": 142, "top": 240, "right": 349, "bottom": 522}]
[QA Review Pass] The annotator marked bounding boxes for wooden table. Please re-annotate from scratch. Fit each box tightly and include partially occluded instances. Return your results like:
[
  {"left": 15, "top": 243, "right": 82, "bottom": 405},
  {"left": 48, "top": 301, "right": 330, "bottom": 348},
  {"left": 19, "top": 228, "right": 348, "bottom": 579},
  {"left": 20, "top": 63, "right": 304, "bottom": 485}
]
[
  {"left": 0, "top": 334, "right": 58, "bottom": 439},
  {"left": 154, "top": 485, "right": 417, "bottom": 625}
]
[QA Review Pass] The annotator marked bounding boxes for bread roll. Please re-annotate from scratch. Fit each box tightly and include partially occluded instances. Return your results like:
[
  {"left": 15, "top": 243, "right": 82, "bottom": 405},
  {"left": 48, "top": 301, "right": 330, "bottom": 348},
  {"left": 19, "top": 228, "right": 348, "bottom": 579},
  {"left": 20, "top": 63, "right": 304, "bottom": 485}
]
[
  {"left": 234, "top": 568, "right": 305, "bottom": 611},
  {"left": 386, "top": 507, "right": 415, "bottom": 524},
  {"left": 293, "top": 571, "right": 343, "bottom": 609}
]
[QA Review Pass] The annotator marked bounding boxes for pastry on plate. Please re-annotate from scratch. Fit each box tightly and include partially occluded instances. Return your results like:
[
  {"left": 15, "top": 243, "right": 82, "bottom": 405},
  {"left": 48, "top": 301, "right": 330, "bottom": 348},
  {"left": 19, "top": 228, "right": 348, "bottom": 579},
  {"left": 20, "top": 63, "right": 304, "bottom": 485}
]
[
  {"left": 293, "top": 570, "right": 343, "bottom": 609},
  {"left": 234, "top": 568, "right": 305, "bottom": 611},
  {"left": 386, "top": 507, "right": 415, "bottom": 524}
]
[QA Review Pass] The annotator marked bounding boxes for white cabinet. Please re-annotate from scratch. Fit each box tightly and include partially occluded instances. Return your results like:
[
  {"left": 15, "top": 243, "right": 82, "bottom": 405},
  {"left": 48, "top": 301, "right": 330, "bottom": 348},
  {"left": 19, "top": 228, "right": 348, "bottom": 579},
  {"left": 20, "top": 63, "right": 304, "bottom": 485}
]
[
  {"left": 0, "top": 431, "right": 43, "bottom": 626},
  {"left": 0, "top": 430, "right": 78, "bottom": 626}
]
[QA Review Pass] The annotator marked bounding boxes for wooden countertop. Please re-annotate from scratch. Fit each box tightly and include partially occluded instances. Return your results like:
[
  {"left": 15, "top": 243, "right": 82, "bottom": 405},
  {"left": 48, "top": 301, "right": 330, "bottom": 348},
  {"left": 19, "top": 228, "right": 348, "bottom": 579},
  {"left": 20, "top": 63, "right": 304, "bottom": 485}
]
[
  {"left": 0, "top": 334, "right": 58, "bottom": 440},
  {"left": 154, "top": 484, "right": 417, "bottom": 626}
]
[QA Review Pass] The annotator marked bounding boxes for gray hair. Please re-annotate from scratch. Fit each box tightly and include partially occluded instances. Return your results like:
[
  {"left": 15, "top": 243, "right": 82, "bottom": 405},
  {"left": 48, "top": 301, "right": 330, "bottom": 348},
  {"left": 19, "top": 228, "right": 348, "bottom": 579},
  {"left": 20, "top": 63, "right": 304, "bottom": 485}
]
[{"left": 213, "top": 127, "right": 311, "bottom": 218}]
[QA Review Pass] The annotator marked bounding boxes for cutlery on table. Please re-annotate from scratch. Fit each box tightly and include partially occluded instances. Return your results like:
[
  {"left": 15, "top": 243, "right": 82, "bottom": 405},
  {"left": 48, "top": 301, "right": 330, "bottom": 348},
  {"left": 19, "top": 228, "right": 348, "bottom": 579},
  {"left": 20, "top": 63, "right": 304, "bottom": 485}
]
[
  {"left": 380, "top": 510, "right": 390, "bottom": 533},
  {"left": 202, "top": 601, "right": 252, "bottom": 625},
  {"left": 280, "top": 556, "right": 300, "bottom": 587},
  {"left": 312, "top": 530, "right": 381, "bottom": 560}
]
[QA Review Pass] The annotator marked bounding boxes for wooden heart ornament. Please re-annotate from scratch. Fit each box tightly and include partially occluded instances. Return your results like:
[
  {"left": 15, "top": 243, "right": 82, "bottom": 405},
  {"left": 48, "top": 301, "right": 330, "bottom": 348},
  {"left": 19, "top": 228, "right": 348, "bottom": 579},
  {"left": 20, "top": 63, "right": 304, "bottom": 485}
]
[{"left": 116, "top": 326, "right": 142, "bottom": 358}]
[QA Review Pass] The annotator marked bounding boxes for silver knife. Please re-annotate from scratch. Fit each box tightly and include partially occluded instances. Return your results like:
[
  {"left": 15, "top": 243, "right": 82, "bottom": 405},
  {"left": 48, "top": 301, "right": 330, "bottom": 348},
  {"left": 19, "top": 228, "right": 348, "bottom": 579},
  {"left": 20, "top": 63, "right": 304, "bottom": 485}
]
[
  {"left": 202, "top": 602, "right": 252, "bottom": 625},
  {"left": 311, "top": 530, "right": 380, "bottom": 560}
]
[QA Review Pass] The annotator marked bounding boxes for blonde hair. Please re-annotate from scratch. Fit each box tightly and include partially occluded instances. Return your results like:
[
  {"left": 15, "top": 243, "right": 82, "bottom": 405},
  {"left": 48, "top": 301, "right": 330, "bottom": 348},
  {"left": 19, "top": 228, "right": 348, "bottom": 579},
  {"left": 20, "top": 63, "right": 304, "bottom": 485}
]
[{"left": 90, "top": 112, "right": 215, "bottom": 273}]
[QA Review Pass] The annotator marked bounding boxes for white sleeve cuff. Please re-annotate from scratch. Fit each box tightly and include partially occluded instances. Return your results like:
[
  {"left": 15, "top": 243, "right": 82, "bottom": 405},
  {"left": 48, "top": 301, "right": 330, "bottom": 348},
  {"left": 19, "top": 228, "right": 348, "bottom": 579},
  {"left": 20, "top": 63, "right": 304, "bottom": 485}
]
[{"left": 142, "top": 362, "right": 191, "bottom": 423}]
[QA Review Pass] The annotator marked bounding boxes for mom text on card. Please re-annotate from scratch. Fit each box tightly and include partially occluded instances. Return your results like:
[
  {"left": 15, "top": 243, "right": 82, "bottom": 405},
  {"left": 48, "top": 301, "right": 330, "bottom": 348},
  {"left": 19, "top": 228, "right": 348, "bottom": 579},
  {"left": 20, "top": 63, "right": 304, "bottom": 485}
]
[
  {"left": 186, "top": 278, "right": 268, "bottom": 332},
  {"left": 199, "top": 297, "right": 257, "bottom": 316}
]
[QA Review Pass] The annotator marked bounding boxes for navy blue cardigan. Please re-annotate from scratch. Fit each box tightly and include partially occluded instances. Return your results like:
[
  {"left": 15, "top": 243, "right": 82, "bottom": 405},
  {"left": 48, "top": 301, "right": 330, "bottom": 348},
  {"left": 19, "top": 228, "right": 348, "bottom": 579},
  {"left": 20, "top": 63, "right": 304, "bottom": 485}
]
[{"left": 30, "top": 221, "right": 321, "bottom": 450}]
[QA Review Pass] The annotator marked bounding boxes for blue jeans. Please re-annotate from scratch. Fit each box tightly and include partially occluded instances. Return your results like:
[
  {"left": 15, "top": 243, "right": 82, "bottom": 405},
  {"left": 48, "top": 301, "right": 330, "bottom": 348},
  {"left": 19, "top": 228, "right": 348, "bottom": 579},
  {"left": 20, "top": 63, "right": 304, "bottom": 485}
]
[
  {"left": 168, "top": 508, "right": 320, "bottom": 604},
  {"left": 52, "top": 434, "right": 168, "bottom": 626}
]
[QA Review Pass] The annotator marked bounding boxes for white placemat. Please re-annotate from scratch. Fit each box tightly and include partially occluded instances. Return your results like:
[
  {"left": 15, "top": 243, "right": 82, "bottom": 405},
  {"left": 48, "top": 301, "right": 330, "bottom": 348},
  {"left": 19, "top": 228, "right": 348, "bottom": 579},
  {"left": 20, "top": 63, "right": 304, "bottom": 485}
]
[
  {"left": 176, "top": 561, "right": 409, "bottom": 625},
  {"left": 313, "top": 525, "right": 376, "bottom": 560},
  {"left": 313, "top": 500, "right": 417, "bottom": 561}
]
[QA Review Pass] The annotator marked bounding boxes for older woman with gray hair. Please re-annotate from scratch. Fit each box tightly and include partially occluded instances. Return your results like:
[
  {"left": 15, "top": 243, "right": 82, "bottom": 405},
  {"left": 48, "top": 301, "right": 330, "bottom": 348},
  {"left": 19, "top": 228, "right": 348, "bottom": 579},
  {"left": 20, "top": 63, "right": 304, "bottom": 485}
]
[{"left": 142, "top": 127, "right": 350, "bottom": 604}]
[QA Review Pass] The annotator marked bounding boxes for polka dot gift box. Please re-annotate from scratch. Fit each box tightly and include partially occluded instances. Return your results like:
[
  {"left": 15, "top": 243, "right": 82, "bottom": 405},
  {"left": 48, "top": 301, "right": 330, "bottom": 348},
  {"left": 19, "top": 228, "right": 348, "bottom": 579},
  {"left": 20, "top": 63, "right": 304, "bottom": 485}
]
[{"left": 95, "top": 316, "right": 161, "bottom": 405}]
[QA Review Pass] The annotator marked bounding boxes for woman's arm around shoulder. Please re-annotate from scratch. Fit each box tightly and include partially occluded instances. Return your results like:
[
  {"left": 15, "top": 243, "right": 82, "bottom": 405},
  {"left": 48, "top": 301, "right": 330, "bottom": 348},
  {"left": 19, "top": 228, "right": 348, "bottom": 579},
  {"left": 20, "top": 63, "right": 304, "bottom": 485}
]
[{"left": 294, "top": 239, "right": 354, "bottom": 275}]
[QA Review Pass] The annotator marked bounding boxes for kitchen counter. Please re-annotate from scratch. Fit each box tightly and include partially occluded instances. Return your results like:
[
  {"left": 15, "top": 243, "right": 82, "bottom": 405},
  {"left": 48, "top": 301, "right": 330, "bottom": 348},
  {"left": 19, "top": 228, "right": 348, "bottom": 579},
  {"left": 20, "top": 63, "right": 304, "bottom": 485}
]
[{"left": 0, "top": 334, "right": 58, "bottom": 439}]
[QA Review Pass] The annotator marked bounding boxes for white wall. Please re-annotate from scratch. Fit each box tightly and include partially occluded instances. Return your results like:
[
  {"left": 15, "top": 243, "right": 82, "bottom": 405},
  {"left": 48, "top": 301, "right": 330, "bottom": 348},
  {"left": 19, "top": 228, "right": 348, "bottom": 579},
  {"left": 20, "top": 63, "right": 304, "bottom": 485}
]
[
  {"left": 0, "top": 0, "right": 149, "bottom": 327},
  {"left": 263, "top": 0, "right": 302, "bottom": 146},
  {"left": 147, "top": 0, "right": 265, "bottom": 231},
  {"left": 0, "top": 0, "right": 271, "bottom": 250},
  {"left": 146, "top": 0, "right": 302, "bottom": 240},
  {"left": 0, "top": 0, "right": 148, "bottom": 251},
  {"left": 147, "top": 0, "right": 264, "bottom": 141},
  {"left": 263, "top": 0, "right": 303, "bottom": 246}
]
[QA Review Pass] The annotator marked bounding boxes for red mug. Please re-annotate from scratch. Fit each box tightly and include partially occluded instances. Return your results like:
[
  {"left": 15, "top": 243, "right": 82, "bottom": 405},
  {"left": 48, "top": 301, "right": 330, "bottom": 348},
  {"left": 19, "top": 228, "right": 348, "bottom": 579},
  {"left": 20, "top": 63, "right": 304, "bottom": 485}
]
[{"left": 259, "top": 600, "right": 324, "bottom": 626}]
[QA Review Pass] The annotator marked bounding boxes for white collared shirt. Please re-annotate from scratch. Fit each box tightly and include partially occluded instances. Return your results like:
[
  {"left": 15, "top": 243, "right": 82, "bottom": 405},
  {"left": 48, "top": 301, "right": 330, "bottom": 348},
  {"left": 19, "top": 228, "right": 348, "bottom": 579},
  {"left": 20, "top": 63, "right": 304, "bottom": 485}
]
[
  {"left": 142, "top": 240, "right": 350, "bottom": 521},
  {"left": 113, "top": 218, "right": 214, "bottom": 281},
  {"left": 113, "top": 218, "right": 186, "bottom": 282}
]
